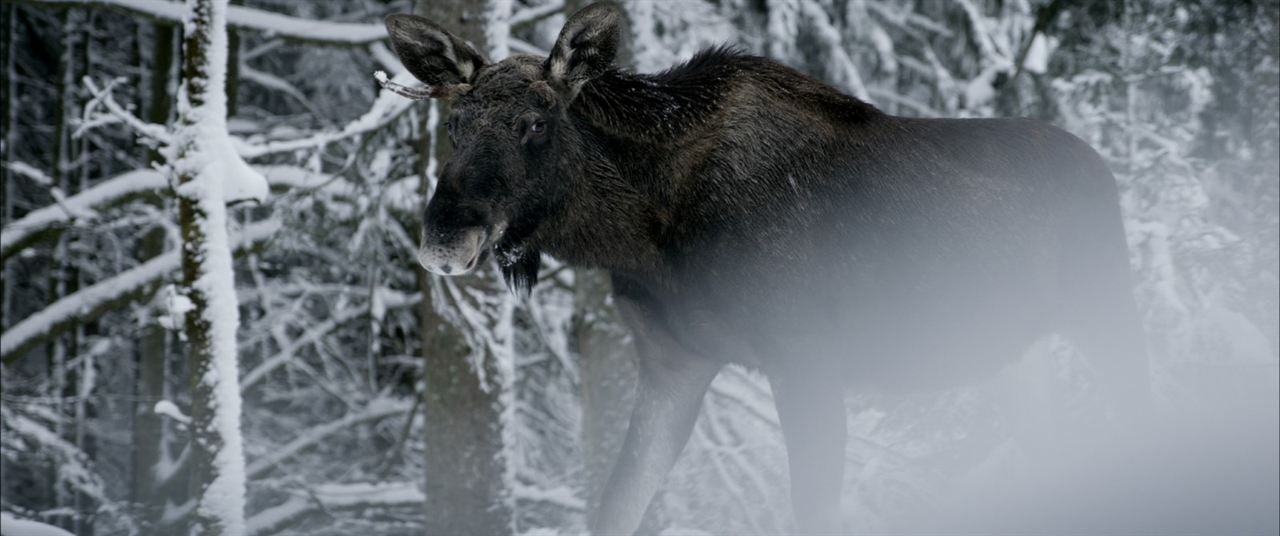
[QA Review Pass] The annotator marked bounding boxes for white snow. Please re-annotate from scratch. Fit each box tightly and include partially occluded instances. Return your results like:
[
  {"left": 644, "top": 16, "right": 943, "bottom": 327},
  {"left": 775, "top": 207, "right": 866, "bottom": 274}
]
[
  {"left": 313, "top": 481, "right": 425, "bottom": 507},
  {"left": 1023, "top": 33, "right": 1055, "bottom": 74},
  {"left": 4, "top": 160, "right": 54, "bottom": 186},
  {"left": 0, "top": 513, "right": 75, "bottom": 536},
  {"left": 36, "top": 0, "right": 386, "bottom": 45},
  {"left": 154, "top": 400, "right": 192, "bottom": 425},
  {"left": 486, "top": 0, "right": 513, "bottom": 59},
  {"left": 234, "top": 71, "right": 413, "bottom": 158},
  {"left": 165, "top": 1, "right": 253, "bottom": 531},
  {"left": 245, "top": 400, "right": 411, "bottom": 478},
  {"left": 0, "top": 220, "right": 278, "bottom": 360},
  {"left": 246, "top": 481, "right": 425, "bottom": 535},
  {"left": 0, "top": 168, "right": 166, "bottom": 258},
  {"left": 158, "top": 284, "right": 195, "bottom": 331},
  {"left": 1, "top": 251, "right": 174, "bottom": 358}
]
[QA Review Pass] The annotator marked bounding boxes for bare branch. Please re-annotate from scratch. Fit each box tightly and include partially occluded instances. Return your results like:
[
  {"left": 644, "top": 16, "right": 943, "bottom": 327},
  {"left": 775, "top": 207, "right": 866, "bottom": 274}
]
[{"left": 245, "top": 400, "right": 411, "bottom": 479}]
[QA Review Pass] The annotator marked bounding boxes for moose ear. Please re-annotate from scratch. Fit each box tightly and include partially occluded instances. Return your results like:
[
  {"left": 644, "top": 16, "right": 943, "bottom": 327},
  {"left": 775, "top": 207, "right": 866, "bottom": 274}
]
[
  {"left": 385, "top": 14, "right": 487, "bottom": 94},
  {"left": 546, "top": 2, "right": 625, "bottom": 102}
]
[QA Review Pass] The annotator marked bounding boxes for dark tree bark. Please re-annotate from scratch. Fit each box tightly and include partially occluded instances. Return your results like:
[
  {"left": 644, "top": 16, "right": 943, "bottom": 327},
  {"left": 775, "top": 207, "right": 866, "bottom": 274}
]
[
  {"left": 225, "top": 0, "right": 240, "bottom": 116},
  {"left": 131, "top": 19, "right": 176, "bottom": 531},
  {"left": 574, "top": 270, "right": 641, "bottom": 526},
  {"left": 176, "top": 0, "right": 249, "bottom": 533},
  {"left": 0, "top": 2, "right": 15, "bottom": 331},
  {"left": 414, "top": 1, "right": 515, "bottom": 533}
]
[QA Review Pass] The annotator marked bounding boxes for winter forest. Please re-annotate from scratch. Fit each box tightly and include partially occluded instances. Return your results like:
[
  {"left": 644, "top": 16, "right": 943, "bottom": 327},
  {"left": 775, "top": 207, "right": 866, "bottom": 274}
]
[{"left": 1, "top": 0, "right": 1277, "bottom": 534}]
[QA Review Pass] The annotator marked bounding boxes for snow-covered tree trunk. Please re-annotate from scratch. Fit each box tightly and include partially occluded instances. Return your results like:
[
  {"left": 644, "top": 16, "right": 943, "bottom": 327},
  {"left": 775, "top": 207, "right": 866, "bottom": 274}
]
[
  {"left": 169, "top": 0, "right": 266, "bottom": 533},
  {"left": 415, "top": 1, "right": 516, "bottom": 533}
]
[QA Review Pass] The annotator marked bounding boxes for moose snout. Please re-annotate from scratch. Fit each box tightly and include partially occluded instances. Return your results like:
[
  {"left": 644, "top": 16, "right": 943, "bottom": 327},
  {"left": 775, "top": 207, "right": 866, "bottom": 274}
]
[{"left": 417, "top": 226, "right": 487, "bottom": 276}]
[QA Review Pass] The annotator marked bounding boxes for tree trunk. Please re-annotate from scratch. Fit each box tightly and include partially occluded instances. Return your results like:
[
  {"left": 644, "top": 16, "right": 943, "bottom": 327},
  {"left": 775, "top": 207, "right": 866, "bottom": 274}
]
[
  {"left": 1, "top": 2, "right": 16, "bottom": 331},
  {"left": 574, "top": 270, "right": 642, "bottom": 526},
  {"left": 132, "top": 20, "right": 176, "bottom": 530},
  {"left": 568, "top": 2, "right": 657, "bottom": 530},
  {"left": 415, "top": 1, "right": 516, "bottom": 533},
  {"left": 49, "top": 10, "right": 84, "bottom": 530},
  {"left": 225, "top": 0, "right": 240, "bottom": 117},
  {"left": 174, "top": 0, "right": 251, "bottom": 533}
]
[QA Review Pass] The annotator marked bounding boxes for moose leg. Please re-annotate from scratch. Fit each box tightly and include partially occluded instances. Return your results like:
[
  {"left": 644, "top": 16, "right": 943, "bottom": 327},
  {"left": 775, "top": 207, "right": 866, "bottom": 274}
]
[
  {"left": 591, "top": 300, "right": 721, "bottom": 535},
  {"left": 1064, "top": 296, "right": 1150, "bottom": 421},
  {"left": 771, "top": 363, "right": 846, "bottom": 534}
]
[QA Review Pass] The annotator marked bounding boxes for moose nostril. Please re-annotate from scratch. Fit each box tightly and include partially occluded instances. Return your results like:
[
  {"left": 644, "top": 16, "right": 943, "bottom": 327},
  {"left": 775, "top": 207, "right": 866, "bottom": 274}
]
[{"left": 439, "top": 264, "right": 453, "bottom": 275}]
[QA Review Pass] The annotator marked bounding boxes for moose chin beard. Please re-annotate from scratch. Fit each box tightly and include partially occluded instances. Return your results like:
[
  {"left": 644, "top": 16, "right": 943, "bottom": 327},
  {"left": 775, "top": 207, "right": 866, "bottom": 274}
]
[{"left": 494, "top": 237, "right": 541, "bottom": 299}]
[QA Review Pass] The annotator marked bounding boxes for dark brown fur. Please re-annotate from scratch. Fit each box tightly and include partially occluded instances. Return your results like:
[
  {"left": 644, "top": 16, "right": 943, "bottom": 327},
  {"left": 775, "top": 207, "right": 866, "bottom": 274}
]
[{"left": 387, "top": 4, "right": 1148, "bottom": 532}]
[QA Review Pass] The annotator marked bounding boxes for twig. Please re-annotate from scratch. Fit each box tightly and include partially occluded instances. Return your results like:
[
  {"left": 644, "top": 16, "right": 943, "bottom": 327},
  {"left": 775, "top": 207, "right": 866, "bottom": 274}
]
[{"left": 374, "top": 70, "right": 444, "bottom": 100}]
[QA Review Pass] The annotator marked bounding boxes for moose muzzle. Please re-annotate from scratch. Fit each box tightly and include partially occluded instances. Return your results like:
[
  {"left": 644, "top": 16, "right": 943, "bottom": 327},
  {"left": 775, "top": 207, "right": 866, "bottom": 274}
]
[{"left": 417, "top": 226, "right": 487, "bottom": 276}]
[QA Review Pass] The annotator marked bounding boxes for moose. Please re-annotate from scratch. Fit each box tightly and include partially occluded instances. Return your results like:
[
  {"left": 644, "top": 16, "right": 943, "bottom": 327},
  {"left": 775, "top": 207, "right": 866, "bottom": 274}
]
[{"left": 384, "top": 2, "right": 1148, "bottom": 533}]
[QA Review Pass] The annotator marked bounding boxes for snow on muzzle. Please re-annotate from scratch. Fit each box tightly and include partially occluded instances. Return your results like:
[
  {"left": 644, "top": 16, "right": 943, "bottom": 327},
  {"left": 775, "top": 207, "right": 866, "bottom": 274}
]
[{"left": 417, "top": 226, "right": 487, "bottom": 276}]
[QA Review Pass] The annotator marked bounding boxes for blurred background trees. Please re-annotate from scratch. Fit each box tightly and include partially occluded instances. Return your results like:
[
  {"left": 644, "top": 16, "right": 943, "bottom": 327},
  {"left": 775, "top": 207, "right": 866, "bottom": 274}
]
[{"left": 1, "top": 0, "right": 1276, "bottom": 534}]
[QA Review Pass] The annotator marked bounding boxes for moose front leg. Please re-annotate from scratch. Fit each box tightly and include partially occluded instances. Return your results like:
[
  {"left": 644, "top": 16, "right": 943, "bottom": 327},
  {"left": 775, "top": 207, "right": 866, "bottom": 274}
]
[
  {"left": 771, "top": 362, "right": 847, "bottom": 534},
  {"left": 591, "top": 298, "right": 721, "bottom": 535}
]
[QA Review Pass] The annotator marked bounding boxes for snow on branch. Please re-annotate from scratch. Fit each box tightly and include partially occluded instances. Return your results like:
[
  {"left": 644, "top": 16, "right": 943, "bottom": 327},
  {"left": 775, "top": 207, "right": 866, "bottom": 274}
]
[
  {"left": 0, "top": 166, "right": 331, "bottom": 262},
  {"left": 245, "top": 399, "right": 412, "bottom": 479},
  {"left": 509, "top": 1, "right": 563, "bottom": 27},
  {"left": 5, "top": 160, "right": 54, "bottom": 186},
  {"left": 509, "top": 38, "right": 548, "bottom": 56},
  {"left": 513, "top": 483, "right": 584, "bottom": 512},
  {"left": 798, "top": 1, "right": 870, "bottom": 101},
  {"left": 81, "top": 77, "right": 171, "bottom": 144},
  {"left": 246, "top": 482, "right": 424, "bottom": 535},
  {"left": 0, "top": 168, "right": 166, "bottom": 262},
  {"left": 0, "top": 219, "right": 280, "bottom": 364},
  {"left": 234, "top": 71, "right": 415, "bottom": 158},
  {"left": 239, "top": 289, "right": 419, "bottom": 391},
  {"left": 0, "top": 513, "right": 76, "bottom": 536},
  {"left": 24, "top": 0, "right": 388, "bottom": 47},
  {"left": 865, "top": 1, "right": 954, "bottom": 38},
  {"left": 1, "top": 406, "right": 108, "bottom": 508}
]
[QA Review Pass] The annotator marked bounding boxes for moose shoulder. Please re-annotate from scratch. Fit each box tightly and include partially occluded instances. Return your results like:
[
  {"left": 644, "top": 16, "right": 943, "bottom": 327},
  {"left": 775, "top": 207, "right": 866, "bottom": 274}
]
[{"left": 385, "top": 3, "right": 1148, "bottom": 534}]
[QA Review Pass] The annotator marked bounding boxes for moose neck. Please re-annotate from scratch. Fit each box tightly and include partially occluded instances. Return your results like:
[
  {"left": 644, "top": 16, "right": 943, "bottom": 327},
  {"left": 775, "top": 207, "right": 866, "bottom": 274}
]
[
  {"left": 533, "top": 48, "right": 881, "bottom": 288},
  {"left": 531, "top": 55, "right": 749, "bottom": 284}
]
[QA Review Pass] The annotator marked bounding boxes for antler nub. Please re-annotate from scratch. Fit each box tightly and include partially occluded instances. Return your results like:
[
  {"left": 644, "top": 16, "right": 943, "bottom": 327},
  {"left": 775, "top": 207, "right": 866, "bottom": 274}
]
[
  {"left": 375, "top": 70, "right": 434, "bottom": 100},
  {"left": 374, "top": 70, "right": 469, "bottom": 100}
]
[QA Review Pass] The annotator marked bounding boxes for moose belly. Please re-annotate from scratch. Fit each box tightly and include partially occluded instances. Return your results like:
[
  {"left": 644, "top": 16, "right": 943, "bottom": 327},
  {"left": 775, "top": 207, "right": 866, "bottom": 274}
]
[{"left": 692, "top": 236, "right": 1057, "bottom": 391}]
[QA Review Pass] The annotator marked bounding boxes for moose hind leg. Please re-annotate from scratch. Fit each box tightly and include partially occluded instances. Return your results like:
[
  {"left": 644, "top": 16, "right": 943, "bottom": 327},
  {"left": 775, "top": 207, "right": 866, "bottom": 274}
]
[
  {"left": 1058, "top": 251, "right": 1151, "bottom": 421},
  {"left": 771, "top": 362, "right": 847, "bottom": 534},
  {"left": 1065, "top": 300, "right": 1150, "bottom": 419}
]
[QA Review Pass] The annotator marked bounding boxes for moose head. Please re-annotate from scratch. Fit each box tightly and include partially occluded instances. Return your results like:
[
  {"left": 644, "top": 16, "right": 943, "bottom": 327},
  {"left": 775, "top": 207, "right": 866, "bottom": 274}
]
[{"left": 383, "top": 3, "right": 624, "bottom": 292}]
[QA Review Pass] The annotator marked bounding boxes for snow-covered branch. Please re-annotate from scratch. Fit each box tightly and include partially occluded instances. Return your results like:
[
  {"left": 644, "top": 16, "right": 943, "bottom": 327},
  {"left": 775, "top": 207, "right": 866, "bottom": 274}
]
[
  {"left": 0, "top": 168, "right": 166, "bottom": 262},
  {"left": 0, "top": 166, "right": 341, "bottom": 262},
  {"left": 23, "top": 0, "right": 388, "bottom": 47},
  {"left": 509, "top": 1, "right": 563, "bottom": 27},
  {"left": 246, "top": 481, "right": 424, "bottom": 535},
  {"left": 233, "top": 71, "right": 415, "bottom": 158},
  {"left": 81, "top": 77, "right": 171, "bottom": 143},
  {"left": 1, "top": 219, "right": 280, "bottom": 364},
  {"left": 245, "top": 399, "right": 411, "bottom": 479}
]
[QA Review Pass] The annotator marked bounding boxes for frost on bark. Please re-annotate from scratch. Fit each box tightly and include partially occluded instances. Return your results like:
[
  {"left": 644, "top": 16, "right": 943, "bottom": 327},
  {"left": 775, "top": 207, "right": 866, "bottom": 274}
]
[{"left": 169, "top": 0, "right": 265, "bottom": 533}]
